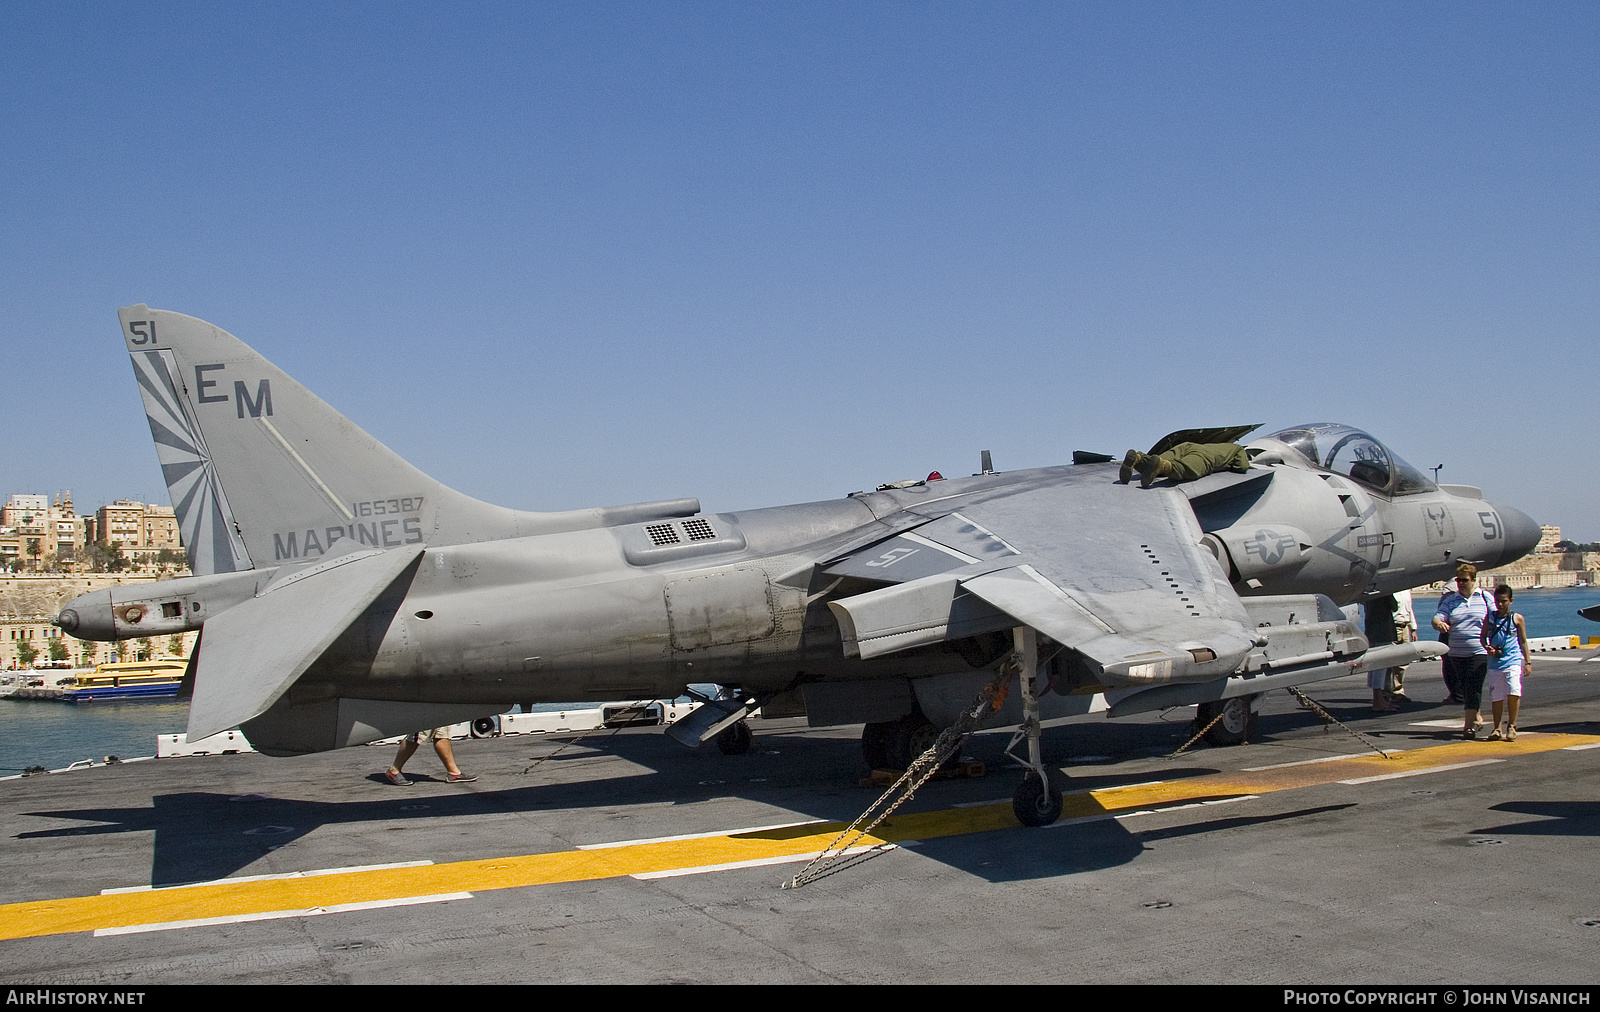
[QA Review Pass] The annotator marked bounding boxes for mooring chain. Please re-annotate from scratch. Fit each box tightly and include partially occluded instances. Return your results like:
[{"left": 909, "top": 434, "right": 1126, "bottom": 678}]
[
  {"left": 1166, "top": 710, "right": 1228, "bottom": 758},
  {"left": 1285, "top": 686, "right": 1391, "bottom": 759},
  {"left": 783, "top": 667, "right": 1013, "bottom": 889},
  {"left": 518, "top": 704, "right": 653, "bottom": 776}
]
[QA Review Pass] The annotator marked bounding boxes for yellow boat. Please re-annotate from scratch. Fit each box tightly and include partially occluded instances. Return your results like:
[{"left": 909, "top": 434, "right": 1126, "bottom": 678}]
[{"left": 64, "top": 660, "right": 187, "bottom": 701}]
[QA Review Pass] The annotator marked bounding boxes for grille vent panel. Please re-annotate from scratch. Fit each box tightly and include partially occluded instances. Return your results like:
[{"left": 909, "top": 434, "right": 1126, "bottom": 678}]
[
  {"left": 682, "top": 518, "right": 716, "bottom": 541},
  {"left": 645, "top": 523, "right": 680, "bottom": 546}
]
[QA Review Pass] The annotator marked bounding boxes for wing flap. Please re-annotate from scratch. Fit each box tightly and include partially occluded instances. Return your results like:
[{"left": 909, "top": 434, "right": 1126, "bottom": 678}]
[
  {"left": 827, "top": 572, "right": 1014, "bottom": 660},
  {"left": 959, "top": 565, "right": 1252, "bottom": 684},
  {"left": 186, "top": 546, "right": 424, "bottom": 740}
]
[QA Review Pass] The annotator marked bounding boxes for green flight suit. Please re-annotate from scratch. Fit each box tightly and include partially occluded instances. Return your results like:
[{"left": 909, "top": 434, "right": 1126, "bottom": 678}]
[{"left": 1158, "top": 442, "right": 1251, "bottom": 482}]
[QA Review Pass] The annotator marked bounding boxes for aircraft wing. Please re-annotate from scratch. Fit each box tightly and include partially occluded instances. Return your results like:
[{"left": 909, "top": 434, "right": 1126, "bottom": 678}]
[
  {"left": 186, "top": 547, "right": 424, "bottom": 740},
  {"left": 826, "top": 475, "right": 1257, "bottom": 685}
]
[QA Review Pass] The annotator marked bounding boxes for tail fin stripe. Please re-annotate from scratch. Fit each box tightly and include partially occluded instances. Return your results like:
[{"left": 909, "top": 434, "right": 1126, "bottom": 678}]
[
  {"left": 161, "top": 460, "right": 204, "bottom": 486},
  {"left": 133, "top": 356, "right": 182, "bottom": 418},
  {"left": 147, "top": 417, "right": 199, "bottom": 456},
  {"left": 129, "top": 348, "right": 251, "bottom": 574}
]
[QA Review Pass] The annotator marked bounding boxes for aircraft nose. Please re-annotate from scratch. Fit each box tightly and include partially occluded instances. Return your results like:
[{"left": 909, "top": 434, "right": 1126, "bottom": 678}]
[{"left": 1493, "top": 502, "right": 1541, "bottom": 567}]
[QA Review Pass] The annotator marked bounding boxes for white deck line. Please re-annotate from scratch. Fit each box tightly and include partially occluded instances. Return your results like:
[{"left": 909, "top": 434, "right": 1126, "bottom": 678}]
[
  {"left": 101, "top": 860, "right": 433, "bottom": 894},
  {"left": 1045, "top": 794, "right": 1260, "bottom": 828},
  {"left": 92, "top": 892, "right": 472, "bottom": 936},
  {"left": 953, "top": 797, "right": 1014, "bottom": 808},
  {"left": 1243, "top": 753, "right": 1375, "bottom": 771},
  {"left": 1338, "top": 758, "right": 1504, "bottom": 785},
  {"left": 1562, "top": 742, "right": 1600, "bottom": 751},
  {"left": 629, "top": 845, "right": 889, "bottom": 880}
]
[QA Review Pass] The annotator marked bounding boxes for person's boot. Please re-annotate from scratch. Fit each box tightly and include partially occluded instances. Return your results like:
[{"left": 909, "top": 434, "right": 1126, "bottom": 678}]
[
  {"left": 1119, "top": 450, "right": 1145, "bottom": 484},
  {"left": 1139, "top": 456, "right": 1175, "bottom": 488}
]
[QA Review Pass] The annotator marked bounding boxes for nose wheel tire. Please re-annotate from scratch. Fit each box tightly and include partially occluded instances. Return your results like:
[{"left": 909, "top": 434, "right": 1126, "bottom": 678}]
[
  {"left": 1013, "top": 769, "right": 1063, "bottom": 827},
  {"left": 715, "top": 720, "right": 753, "bottom": 755}
]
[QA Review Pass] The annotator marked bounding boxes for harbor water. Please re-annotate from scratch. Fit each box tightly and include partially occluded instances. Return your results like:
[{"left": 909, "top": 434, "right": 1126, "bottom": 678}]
[
  {"left": 0, "top": 682, "right": 723, "bottom": 778},
  {"left": 2, "top": 588, "right": 1596, "bottom": 778}
]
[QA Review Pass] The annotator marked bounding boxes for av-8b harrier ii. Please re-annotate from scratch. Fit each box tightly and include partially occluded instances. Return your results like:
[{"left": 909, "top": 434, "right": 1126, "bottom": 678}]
[{"left": 57, "top": 307, "right": 1541, "bottom": 825}]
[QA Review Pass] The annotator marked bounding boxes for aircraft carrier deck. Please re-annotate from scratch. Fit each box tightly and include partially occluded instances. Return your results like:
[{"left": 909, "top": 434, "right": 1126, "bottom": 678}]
[{"left": 2, "top": 655, "right": 1598, "bottom": 986}]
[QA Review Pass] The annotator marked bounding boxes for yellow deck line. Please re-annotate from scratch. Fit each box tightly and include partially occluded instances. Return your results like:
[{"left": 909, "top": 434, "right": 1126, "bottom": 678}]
[{"left": 2, "top": 731, "right": 1593, "bottom": 941}]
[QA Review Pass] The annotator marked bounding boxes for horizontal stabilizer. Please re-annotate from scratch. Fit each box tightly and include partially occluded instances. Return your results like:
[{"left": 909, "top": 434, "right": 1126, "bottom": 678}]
[{"left": 187, "top": 546, "right": 425, "bottom": 740}]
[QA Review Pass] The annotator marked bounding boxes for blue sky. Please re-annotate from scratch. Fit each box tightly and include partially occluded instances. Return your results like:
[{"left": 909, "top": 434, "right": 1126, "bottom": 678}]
[{"left": 4, "top": 2, "right": 1597, "bottom": 538}]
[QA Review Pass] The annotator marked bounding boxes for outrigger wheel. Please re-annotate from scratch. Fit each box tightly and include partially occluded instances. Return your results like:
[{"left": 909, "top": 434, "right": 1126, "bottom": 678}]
[
  {"left": 1013, "top": 769, "right": 1064, "bottom": 827},
  {"left": 715, "top": 720, "right": 753, "bottom": 755}
]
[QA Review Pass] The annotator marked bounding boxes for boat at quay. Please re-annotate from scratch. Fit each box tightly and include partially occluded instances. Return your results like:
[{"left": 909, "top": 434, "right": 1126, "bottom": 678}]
[{"left": 2, "top": 659, "right": 185, "bottom": 702}]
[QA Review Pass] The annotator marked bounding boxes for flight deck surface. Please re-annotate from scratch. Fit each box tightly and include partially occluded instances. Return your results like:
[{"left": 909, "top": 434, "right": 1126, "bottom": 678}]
[{"left": 3, "top": 657, "right": 1598, "bottom": 985}]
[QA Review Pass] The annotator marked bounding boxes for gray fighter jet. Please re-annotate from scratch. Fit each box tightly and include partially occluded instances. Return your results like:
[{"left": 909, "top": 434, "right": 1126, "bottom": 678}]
[{"left": 56, "top": 307, "right": 1541, "bottom": 825}]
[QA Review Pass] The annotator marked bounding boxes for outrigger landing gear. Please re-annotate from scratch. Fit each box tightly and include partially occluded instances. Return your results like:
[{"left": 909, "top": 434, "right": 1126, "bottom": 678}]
[
  {"left": 665, "top": 685, "right": 758, "bottom": 753},
  {"left": 1004, "top": 626, "right": 1063, "bottom": 827},
  {"left": 715, "top": 720, "right": 753, "bottom": 755}
]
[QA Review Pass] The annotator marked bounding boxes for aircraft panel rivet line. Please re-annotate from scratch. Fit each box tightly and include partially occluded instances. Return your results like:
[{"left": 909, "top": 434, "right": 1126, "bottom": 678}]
[{"left": 1286, "top": 685, "right": 1392, "bottom": 759}]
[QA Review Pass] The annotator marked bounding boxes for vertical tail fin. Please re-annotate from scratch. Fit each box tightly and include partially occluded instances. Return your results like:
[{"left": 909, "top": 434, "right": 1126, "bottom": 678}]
[{"left": 120, "top": 306, "right": 698, "bottom": 573}]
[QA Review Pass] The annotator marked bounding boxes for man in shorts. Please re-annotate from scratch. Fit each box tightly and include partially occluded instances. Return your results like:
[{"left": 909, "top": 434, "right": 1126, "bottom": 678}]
[{"left": 385, "top": 727, "right": 477, "bottom": 785}]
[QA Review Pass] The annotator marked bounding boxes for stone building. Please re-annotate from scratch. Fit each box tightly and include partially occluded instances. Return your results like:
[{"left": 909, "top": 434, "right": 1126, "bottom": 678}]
[
  {"left": 95, "top": 500, "right": 145, "bottom": 551},
  {"left": 1432, "top": 525, "right": 1600, "bottom": 591},
  {"left": 0, "top": 492, "right": 87, "bottom": 572}
]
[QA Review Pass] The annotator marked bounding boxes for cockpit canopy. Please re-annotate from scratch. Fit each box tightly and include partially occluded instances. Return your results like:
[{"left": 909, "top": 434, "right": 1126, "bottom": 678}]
[{"left": 1250, "top": 423, "right": 1437, "bottom": 496}]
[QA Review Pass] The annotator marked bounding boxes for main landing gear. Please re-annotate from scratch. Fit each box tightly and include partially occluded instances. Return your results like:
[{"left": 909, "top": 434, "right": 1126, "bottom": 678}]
[
  {"left": 858, "top": 626, "right": 1063, "bottom": 825},
  {"left": 860, "top": 713, "right": 943, "bottom": 772},
  {"left": 1195, "top": 695, "right": 1258, "bottom": 746},
  {"left": 1004, "top": 626, "right": 1063, "bottom": 827}
]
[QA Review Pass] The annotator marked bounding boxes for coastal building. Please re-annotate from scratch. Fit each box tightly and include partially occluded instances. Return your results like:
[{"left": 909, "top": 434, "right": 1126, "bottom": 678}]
[
  {"left": 1, "top": 493, "right": 87, "bottom": 572},
  {"left": 1432, "top": 525, "right": 1600, "bottom": 591},
  {"left": 1, "top": 492, "right": 190, "bottom": 574},
  {"left": 90, "top": 499, "right": 186, "bottom": 570},
  {"left": 95, "top": 500, "right": 145, "bottom": 551}
]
